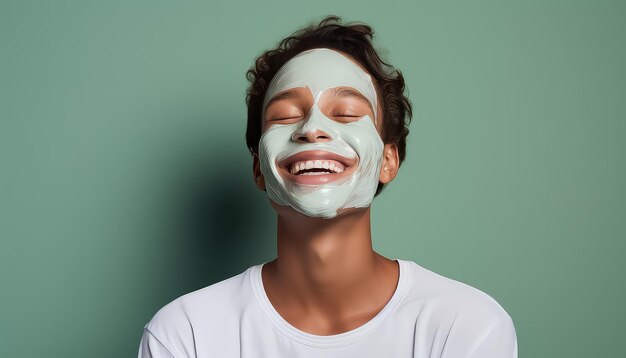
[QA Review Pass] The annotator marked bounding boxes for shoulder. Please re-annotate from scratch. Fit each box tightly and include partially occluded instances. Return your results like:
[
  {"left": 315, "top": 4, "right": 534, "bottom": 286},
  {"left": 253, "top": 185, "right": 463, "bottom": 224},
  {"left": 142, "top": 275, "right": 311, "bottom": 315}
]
[
  {"left": 401, "top": 260, "right": 517, "bottom": 356},
  {"left": 403, "top": 259, "right": 512, "bottom": 319},
  {"left": 147, "top": 267, "right": 252, "bottom": 329},
  {"left": 141, "top": 266, "right": 256, "bottom": 357}
]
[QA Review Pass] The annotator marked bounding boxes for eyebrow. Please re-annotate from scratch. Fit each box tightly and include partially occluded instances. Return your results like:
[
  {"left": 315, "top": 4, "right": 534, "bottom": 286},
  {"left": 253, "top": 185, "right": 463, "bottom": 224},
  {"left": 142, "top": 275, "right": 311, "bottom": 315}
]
[
  {"left": 330, "top": 87, "right": 374, "bottom": 112},
  {"left": 266, "top": 89, "right": 302, "bottom": 109}
]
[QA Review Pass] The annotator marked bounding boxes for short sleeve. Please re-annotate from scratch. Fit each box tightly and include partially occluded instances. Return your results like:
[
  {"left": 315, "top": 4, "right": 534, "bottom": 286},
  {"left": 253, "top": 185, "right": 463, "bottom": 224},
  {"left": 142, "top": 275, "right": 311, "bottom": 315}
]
[
  {"left": 468, "top": 315, "right": 518, "bottom": 358},
  {"left": 137, "top": 328, "right": 175, "bottom": 358}
]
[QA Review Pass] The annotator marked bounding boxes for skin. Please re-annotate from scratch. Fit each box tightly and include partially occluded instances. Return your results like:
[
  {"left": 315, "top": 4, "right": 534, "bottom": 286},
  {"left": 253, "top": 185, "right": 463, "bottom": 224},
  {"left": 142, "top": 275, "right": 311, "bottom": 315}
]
[{"left": 251, "top": 50, "right": 401, "bottom": 335}]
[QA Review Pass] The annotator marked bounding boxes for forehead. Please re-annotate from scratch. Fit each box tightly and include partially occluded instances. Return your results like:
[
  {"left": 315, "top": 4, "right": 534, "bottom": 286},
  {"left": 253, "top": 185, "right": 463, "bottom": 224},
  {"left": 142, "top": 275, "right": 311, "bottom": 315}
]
[{"left": 262, "top": 48, "right": 378, "bottom": 116}]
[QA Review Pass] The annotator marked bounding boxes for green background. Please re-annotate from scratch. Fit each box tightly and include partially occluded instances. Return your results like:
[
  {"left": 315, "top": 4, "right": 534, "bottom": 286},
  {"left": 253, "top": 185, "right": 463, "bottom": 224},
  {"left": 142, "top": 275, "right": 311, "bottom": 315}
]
[{"left": 2, "top": 0, "right": 625, "bottom": 356}]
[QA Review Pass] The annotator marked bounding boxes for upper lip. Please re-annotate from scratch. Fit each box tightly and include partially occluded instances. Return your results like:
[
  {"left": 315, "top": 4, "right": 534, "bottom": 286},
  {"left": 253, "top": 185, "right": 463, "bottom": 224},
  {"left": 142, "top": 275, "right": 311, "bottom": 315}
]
[{"left": 277, "top": 150, "right": 357, "bottom": 172}]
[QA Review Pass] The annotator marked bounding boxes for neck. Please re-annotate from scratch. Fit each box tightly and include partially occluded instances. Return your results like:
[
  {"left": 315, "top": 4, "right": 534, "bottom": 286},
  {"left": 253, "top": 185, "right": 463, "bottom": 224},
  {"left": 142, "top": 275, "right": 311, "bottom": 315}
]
[
  {"left": 278, "top": 204, "right": 376, "bottom": 287},
  {"left": 266, "top": 203, "right": 392, "bottom": 316}
]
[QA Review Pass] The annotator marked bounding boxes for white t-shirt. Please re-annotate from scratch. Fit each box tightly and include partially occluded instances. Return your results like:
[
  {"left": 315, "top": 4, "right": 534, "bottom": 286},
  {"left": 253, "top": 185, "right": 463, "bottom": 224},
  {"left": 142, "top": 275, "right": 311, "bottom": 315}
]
[{"left": 138, "top": 259, "right": 517, "bottom": 357}]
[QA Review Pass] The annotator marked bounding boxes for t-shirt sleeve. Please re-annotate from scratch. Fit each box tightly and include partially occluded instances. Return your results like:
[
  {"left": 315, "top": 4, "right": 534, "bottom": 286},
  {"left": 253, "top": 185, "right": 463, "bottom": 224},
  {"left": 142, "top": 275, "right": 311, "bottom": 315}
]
[
  {"left": 137, "top": 328, "right": 175, "bottom": 358},
  {"left": 468, "top": 315, "right": 518, "bottom": 358}
]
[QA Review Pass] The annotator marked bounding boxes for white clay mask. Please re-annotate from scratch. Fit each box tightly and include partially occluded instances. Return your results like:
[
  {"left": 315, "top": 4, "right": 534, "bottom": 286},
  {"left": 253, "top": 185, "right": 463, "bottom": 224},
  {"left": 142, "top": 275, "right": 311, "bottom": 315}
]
[{"left": 258, "top": 48, "right": 384, "bottom": 219}]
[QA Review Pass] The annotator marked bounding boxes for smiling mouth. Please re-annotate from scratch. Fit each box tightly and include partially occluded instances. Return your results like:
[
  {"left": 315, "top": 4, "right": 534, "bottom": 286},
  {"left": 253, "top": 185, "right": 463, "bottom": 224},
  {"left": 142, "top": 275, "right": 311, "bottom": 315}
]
[
  {"left": 277, "top": 150, "right": 358, "bottom": 184},
  {"left": 289, "top": 159, "right": 346, "bottom": 175}
]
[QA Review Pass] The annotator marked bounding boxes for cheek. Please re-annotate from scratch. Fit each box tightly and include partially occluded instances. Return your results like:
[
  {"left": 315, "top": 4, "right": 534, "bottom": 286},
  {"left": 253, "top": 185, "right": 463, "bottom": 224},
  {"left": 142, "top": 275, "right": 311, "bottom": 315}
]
[
  {"left": 259, "top": 125, "right": 295, "bottom": 160},
  {"left": 337, "top": 121, "right": 383, "bottom": 158}
]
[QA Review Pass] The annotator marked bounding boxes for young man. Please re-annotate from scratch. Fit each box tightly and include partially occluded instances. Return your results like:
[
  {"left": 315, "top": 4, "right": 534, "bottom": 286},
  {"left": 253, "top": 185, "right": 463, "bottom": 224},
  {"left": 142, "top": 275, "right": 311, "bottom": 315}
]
[{"left": 138, "top": 16, "right": 517, "bottom": 357}]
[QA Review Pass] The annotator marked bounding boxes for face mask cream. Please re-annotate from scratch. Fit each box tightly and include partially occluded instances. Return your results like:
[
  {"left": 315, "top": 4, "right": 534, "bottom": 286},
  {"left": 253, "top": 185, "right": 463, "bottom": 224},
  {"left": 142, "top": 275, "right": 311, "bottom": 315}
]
[{"left": 259, "top": 48, "right": 384, "bottom": 218}]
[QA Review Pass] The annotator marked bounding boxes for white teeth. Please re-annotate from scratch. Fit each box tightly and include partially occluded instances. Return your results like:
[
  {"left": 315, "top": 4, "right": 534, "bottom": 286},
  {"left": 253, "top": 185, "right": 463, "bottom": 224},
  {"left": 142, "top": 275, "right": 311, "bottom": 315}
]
[
  {"left": 288, "top": 159, "right": 347, "bottom": 175},
  {"left": 302, "top": 172, "right": 326, "bottom": 175}
]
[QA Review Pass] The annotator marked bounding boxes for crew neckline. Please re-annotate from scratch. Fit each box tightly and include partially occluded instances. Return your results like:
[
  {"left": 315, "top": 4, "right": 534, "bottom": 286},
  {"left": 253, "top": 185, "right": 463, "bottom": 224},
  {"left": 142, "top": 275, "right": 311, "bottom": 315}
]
[{"left": 249, "top": 258, "right": 413, "bottom": 349}]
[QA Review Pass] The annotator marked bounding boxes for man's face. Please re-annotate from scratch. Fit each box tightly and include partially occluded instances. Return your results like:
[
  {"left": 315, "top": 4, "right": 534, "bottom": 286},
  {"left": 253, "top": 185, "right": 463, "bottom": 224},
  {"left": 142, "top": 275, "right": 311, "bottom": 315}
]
[{"left": 257, "top": 48, "right": 385, "bottom": 219}]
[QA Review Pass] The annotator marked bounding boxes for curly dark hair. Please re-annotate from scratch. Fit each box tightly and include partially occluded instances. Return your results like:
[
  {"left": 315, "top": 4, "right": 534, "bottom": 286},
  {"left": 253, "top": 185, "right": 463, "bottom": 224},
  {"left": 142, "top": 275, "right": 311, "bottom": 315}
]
[{"left": 245, "top": 15, "right": 413, "bottom": 195}]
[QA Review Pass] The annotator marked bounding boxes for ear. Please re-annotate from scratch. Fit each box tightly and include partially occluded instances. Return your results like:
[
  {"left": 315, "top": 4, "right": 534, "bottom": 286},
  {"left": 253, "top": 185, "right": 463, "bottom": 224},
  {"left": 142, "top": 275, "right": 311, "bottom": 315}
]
[
  {"left": 379, "top": 143, "right": 400, "bottom": 185},
  {"left": 252, "top": 153, "right": 266, "bottom": 191}
]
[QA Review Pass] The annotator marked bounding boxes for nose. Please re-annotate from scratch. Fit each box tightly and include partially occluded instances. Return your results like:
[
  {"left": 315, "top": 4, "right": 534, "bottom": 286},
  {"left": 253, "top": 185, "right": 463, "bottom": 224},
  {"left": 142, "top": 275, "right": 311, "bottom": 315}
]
[
  {"left": 291, "top": 128, "right": 331, "bottom": 143},
  {"left": 291, "top": 109, "right": 333, "bottom": 143}
]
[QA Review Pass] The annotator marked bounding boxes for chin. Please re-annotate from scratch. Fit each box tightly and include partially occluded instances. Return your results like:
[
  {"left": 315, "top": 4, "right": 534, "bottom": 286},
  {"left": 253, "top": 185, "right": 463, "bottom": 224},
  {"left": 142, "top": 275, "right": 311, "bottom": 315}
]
[{"left": 270, "top": 199, "right": 370, "bottom": 220}]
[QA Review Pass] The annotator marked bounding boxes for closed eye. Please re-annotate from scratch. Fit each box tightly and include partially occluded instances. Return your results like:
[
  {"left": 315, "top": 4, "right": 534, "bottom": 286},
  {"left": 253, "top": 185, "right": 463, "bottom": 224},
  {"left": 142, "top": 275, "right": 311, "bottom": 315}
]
[{"left": 270, "top": 116, "right": 302, "bottom": 121}]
